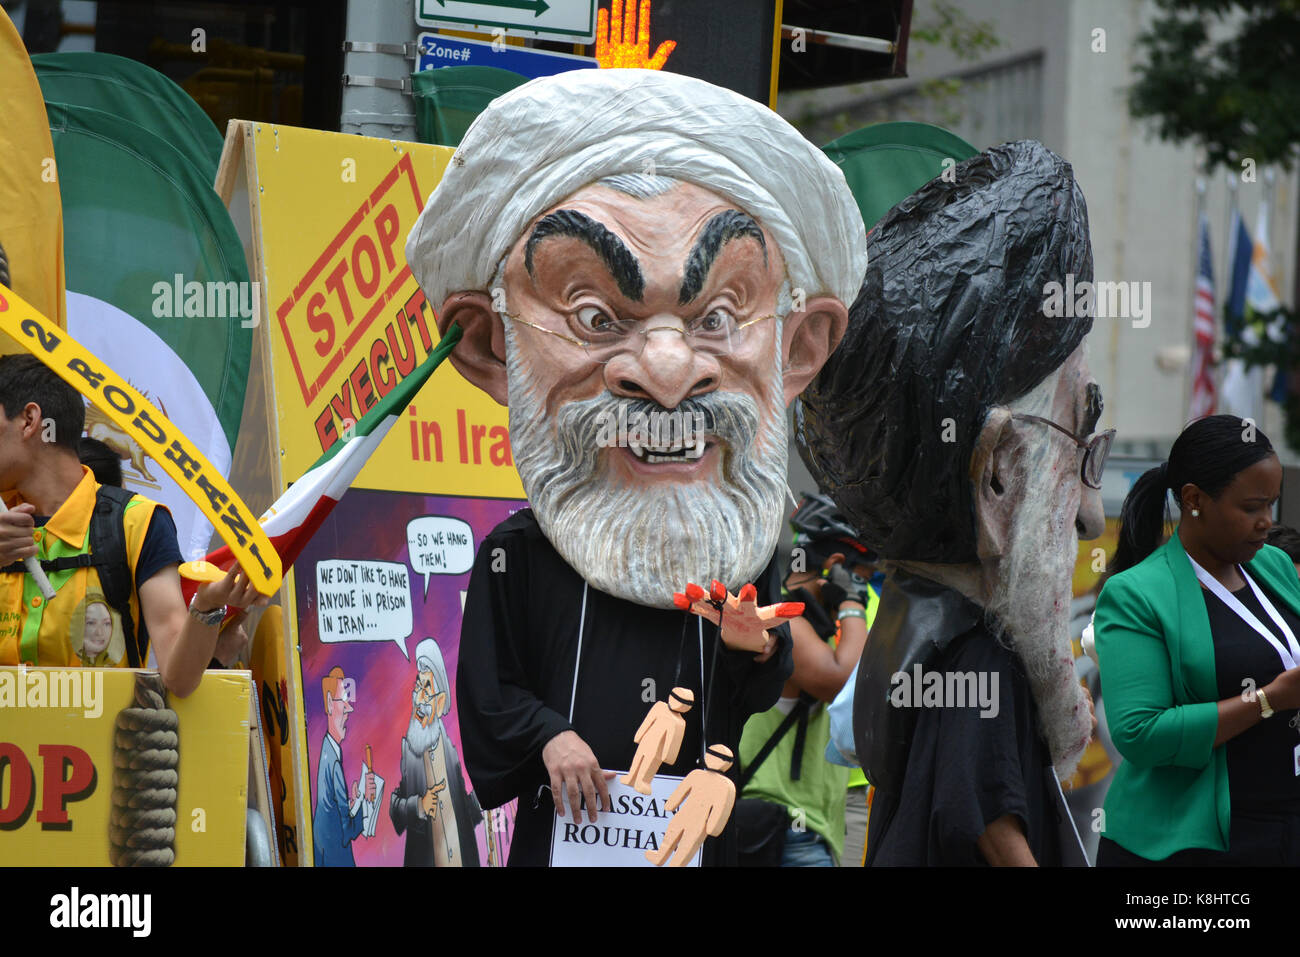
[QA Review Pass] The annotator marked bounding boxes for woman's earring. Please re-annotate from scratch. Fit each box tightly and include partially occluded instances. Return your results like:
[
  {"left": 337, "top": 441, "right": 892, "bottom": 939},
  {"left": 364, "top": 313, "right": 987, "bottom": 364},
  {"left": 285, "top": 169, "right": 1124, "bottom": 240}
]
[{"left": 1192, "top": 509, "right": 1200, "bottom": 517}]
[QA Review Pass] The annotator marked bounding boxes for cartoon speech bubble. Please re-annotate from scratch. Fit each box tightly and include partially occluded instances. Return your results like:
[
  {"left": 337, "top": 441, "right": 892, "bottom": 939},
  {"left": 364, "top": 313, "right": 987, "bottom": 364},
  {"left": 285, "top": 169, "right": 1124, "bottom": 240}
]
[
  {"left": 406, "top": 516, "right": 475, "bottom": 598},
  {"left": 316, "top": 559, "right": 414, "bottom": 658}
]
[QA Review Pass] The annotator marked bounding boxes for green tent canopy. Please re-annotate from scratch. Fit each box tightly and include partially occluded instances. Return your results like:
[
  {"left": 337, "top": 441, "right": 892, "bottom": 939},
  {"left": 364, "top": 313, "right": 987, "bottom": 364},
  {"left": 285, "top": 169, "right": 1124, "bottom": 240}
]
[
  {"left": 411, "top": 65, "right": 528, "bottom": 148},
  {"left": 33, "top": 51, "right": 223, "bottom": 184},
  {"left": 822, "top": 122, "right": 979, "bottom": 235}
]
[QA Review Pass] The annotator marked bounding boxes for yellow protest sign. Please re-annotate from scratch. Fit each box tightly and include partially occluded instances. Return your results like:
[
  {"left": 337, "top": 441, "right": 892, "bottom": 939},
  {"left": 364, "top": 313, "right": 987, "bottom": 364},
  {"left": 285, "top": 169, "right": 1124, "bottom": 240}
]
[
  {"left": 0, "top": 667, "right": 250, "bottom": 866},
  {"left": 248, "top": 123, "right": 523, "bottom": 499},
  {"left": 0, "top": 283, "right": 282, "bottom": 595}
]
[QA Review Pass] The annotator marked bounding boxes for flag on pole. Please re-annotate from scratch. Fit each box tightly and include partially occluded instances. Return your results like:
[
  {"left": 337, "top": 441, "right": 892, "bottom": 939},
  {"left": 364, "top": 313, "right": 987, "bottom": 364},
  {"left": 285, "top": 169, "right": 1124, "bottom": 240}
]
[
  {"left": 1190, "top": 212, "right": 1217, "bottom": 419},
  {"left": 1243, "top": 203, "right": 1289, "bottom": 403},
  {"left": 1220, "top": 209, "right": 1262, "bottom": 421},
  {"left": 36, "top": 57, "right": 247, "bottom": 561},
  {"left": 1225, "top": 209, "right": 1254, "bottom": 336},
  {"left": 182, "top": 324, "right": 463, "bottom": 604}
]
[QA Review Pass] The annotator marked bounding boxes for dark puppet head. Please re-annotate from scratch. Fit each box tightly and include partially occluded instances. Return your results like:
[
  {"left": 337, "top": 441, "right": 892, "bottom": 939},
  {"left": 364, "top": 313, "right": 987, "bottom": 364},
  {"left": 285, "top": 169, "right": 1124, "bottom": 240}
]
[{"left": 795, "top": 140, "right": 1094, "bottom": 564}]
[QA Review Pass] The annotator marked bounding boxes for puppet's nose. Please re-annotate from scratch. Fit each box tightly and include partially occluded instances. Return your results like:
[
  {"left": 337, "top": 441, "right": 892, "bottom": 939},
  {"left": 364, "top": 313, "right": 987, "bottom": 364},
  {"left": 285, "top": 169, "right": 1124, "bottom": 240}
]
[{"left": 604, "top": 325, "right": 718, "bottom": 409}]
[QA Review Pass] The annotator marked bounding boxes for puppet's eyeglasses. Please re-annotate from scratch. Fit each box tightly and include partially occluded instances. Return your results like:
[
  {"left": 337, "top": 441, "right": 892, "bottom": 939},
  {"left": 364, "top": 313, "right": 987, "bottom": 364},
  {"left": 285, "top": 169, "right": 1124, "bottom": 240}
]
[
  {"left": 500, "top": 310, "right": 774, "bottom": 363},
  {"left": 1011, "top": 413, "right": 1115, "bottom": 489}
]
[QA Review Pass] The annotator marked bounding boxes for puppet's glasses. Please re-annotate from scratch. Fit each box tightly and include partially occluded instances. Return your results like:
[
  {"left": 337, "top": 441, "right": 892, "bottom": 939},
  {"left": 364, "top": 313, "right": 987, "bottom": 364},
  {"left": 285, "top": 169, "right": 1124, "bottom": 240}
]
[
  {"left": 1011, "top": 414, "right": 1115, "bottom": 489},
  {"left": 501, "top": 310, "right": 775, "bottom": 363}
]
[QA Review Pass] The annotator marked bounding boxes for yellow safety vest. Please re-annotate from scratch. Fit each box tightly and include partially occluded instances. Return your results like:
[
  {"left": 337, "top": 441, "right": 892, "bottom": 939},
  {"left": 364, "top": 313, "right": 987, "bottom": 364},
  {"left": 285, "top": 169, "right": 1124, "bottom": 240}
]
[{"left": 1, "top": 466, "right": 160, "bottom": 667}]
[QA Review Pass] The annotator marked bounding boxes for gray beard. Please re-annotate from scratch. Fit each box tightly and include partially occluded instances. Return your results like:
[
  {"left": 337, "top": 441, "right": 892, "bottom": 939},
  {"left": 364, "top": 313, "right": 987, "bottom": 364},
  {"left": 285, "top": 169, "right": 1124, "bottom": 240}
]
[
  {"left": 505, "top": 336, "right": 789, "bottom": 608},
  {"left": 406, "top": 711, "right": 443, "bottom": 756},
  {"left": 986, "top": 486, "right": 1093, "bottom": 779}
]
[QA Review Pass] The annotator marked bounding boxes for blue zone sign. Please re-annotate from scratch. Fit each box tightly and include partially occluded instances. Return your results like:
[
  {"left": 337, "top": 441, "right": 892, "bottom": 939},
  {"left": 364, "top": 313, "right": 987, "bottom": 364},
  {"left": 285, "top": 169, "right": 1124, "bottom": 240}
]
[{"left": 416, "top": 33, "right": 598, "bottom": 79}]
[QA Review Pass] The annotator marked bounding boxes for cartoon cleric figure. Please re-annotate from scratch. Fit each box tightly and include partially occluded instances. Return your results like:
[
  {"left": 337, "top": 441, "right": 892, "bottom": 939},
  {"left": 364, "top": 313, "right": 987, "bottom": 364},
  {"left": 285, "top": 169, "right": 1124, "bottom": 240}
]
[{"left": 405, "top": 68, "right": 867, "bottom": 866}]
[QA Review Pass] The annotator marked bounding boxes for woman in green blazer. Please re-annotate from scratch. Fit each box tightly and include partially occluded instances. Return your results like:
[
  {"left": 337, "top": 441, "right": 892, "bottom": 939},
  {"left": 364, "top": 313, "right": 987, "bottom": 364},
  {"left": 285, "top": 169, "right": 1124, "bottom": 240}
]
[{"left": 1095, "top": 415, "right": 1300, "bottom": 864}]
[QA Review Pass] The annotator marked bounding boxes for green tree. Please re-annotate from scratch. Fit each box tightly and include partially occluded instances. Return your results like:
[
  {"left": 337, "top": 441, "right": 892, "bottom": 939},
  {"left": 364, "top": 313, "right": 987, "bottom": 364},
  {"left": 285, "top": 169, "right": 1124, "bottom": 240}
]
[
  {"left": 1130, "top": 0, "right": 1300, "bottom": 445},
  {"left": 1129, "top": 0, "right": 1300, "bottom": 170}
]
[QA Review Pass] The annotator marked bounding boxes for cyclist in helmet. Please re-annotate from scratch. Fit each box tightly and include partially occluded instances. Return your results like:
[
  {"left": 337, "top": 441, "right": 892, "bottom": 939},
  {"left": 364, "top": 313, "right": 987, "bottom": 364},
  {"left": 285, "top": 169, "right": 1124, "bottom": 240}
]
[{"left": 735, "top": 492, "right": 878, "bottom": 865}]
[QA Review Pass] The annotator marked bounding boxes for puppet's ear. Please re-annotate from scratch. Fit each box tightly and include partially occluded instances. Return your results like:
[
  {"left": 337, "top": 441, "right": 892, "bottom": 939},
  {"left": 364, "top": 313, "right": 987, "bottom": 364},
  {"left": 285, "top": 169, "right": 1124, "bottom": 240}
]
[
  {"left": 971, "top": 407, "right": 1018, "bottom": 561},
  {"left": 438, "top": 291, "right": 508, "bottom": 406},
  {"left": 780, "top": 296, "right": 848, "bottom": 406},
  {"left": 434, "top": 691, "right": 448, "bottom": 717}
]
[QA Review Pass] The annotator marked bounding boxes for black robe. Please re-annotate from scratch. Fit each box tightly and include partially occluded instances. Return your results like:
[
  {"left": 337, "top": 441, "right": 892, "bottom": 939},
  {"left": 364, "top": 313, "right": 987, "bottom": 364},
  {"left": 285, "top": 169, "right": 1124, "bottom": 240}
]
[
  {"left": 389, "top": 721, "right": 482, "bottom": 867},
  {"left": 856, "top": 569, "right": 1069, "bottom": 866},
  {"left": 456, "top": 509, "right": 793, "bottom": 866}
]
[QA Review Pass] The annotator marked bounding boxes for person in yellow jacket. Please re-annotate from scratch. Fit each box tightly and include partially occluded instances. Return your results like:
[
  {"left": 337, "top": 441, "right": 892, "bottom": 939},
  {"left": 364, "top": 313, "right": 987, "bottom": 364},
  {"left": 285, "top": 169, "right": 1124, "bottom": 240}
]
[{"left": 0, "top": 354, "right": 265, "bottom": 695}]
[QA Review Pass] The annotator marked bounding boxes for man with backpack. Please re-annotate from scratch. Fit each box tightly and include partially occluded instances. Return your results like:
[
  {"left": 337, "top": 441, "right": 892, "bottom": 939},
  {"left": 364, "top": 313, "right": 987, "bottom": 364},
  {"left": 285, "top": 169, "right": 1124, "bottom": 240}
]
[{"left": 0, "top": 354, "right": 265, "bottom": 695}]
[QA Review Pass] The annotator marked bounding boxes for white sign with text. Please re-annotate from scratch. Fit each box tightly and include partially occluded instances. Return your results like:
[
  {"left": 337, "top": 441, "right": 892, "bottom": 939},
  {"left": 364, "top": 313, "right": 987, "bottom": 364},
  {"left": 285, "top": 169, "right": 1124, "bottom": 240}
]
[{"left": 549, "top": 771, "right": 700, "bottom": 867}]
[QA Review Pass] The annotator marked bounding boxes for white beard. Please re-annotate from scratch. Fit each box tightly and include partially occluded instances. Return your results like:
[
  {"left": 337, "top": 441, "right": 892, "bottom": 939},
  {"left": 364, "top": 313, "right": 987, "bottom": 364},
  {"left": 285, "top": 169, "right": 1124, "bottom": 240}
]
[
  {"left": 407, "top": 702, "right": 443, "bottom": 755},
  {"left": 985, "top": 417, "right": 1093, "bottom": 778},
  {"left": 504, "top": 329, "right": 789, "bottom": 609}
]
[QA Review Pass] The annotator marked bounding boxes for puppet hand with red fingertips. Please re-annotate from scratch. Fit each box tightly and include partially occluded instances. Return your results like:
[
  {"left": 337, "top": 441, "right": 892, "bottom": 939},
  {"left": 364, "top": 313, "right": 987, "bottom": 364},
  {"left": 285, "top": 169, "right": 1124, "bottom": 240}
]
[{"left": 673, "top": 580, "right": 802, "bottom": 658}]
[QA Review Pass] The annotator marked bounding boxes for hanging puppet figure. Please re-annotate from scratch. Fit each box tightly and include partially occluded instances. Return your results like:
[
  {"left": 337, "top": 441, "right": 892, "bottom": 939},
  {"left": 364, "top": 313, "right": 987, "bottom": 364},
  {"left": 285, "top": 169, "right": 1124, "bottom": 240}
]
[
  {"left": 405, "top": 68, "right": 867, "bottom": 866},
  {"left": 646, "top": 744, "right": 737, "bottom": 868},
  {"left": 623, "top": 687, "right": 694, "bottom": 794}
]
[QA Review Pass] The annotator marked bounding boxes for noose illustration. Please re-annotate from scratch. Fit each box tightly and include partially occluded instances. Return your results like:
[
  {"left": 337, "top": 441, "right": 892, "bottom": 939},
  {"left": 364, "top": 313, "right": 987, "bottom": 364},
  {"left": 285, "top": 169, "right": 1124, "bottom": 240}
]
[{"left": 110, "top": 673, "right": 179, "bottom": 866}]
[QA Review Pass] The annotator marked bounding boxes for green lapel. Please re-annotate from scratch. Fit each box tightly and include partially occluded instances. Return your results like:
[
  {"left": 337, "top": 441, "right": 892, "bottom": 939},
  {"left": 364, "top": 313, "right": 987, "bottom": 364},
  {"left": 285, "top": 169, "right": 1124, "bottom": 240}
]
[
  {"left": 1160, "top": 532, "right": 1300, "bottom": 704},
  {"left": 1159, "top": 530, "right": 1219, "bottom": 704}
]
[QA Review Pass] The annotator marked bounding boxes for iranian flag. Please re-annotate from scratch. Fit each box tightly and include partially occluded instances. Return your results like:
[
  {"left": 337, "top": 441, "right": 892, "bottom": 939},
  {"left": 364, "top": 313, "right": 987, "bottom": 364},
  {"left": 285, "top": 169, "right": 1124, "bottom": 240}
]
[
  {"left": 183, "top": 326, "right": 462, "bottom": 602},
  {"left": 34, "top": 54, "right": 249, "bottom": 562}
]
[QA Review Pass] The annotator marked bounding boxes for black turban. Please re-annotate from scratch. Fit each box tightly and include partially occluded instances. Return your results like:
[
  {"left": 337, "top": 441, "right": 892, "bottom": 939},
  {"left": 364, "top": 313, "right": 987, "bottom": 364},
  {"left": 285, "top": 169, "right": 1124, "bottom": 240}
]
[{"left": 794, "top": 140, "right": 1094, "bottom": 564}]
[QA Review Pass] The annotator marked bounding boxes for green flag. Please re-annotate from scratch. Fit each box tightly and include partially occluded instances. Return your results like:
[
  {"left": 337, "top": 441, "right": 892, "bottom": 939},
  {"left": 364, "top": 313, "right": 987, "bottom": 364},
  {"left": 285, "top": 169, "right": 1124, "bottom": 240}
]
[{"left": 38, "top": 60, "right": 252, "bottom": 562}]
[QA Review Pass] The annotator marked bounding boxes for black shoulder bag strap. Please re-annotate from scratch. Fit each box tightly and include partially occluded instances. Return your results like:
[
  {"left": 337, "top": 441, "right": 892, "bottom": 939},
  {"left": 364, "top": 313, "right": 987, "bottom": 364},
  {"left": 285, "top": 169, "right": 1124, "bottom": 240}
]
[
  {"left": 0, "top": 486, "right": 145, "bottom": 667},
  {"left": 737, "top": 693, "right": 817, "bottom": 791},
  {"left": 89, "top": 485, "right": 145, "bottom": 669}
]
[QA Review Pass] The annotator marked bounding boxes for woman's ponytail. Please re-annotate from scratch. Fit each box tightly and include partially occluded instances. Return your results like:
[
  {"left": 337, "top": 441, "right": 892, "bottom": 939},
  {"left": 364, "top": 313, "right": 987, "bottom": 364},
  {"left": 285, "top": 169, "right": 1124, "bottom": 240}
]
[{"left": 1112, "top": 463, "right": 1170, "bottom": 574}]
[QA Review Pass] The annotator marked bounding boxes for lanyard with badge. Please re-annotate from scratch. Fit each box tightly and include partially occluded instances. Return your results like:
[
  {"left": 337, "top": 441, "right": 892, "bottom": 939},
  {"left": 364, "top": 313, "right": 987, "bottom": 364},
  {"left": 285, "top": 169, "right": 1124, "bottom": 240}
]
[{"left": 1188, "top": 554, "right": 1300, "bottom": 774}]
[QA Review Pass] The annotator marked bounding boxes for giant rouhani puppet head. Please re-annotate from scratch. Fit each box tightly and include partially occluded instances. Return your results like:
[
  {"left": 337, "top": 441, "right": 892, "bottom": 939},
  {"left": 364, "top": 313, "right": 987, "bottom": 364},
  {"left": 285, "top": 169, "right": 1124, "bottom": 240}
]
[
  {"left": 797, "top": 140, "right": 1104, "bottom": 773},
  {"left": 407, "top": 69, "right": 867, "bottom": 608}
]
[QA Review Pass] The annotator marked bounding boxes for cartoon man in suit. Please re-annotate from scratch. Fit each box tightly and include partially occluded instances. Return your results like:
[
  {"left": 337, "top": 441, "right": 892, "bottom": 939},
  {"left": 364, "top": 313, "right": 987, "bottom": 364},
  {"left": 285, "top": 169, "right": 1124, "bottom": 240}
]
[{"left": 313, "top": 666, "right": 375, "bottom": 866}]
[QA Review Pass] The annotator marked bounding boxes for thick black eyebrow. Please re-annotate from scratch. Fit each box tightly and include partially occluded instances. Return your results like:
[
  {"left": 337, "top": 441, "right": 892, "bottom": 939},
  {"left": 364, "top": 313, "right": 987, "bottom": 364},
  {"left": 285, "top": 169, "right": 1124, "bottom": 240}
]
[
  {"left": 1082, "top": 382, "right": 1103, "bottom": 437},
  {"left": 678, "top": 210, "right": 767, "bottom": 305},
  {"left": 524, "top": 209, "right": 645, "bottom": 301}
]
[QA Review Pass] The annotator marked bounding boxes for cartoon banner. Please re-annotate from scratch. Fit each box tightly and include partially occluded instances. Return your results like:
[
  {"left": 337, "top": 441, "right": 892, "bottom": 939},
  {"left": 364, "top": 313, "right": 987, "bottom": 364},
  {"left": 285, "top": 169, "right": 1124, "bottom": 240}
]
[
  {"left": 0, "top": 667, "right": 250, "bottom": 866},
  {"left": 296, "top": 490, "right": 521, "bottom": 866},
  {"left": 242, "top": 124, "right": 526, "bottom": 864}
]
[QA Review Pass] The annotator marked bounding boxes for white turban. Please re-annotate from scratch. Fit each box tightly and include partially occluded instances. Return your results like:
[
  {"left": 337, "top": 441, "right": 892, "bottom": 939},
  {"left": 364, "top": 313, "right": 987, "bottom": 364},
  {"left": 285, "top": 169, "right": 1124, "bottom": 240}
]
[
  {"left": 406, "top": 69, "right": 867, "bottom": 310},
  {"left": 413, "top": 637, "right": 447, "bottom": 696}
]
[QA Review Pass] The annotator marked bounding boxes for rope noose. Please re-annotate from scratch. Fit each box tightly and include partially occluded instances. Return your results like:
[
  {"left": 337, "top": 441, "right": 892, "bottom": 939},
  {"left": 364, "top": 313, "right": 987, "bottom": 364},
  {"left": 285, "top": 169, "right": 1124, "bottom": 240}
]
[{"left": 110, "top": 673, "right": 179, "bottom": 866}]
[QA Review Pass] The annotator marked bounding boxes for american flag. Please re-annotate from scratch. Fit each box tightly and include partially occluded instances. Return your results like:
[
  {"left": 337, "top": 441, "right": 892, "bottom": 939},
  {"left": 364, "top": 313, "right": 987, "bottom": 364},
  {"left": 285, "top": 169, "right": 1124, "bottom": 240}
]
[{"left": 1190, "top": 212, "right": 1217, "bottom": 419}]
